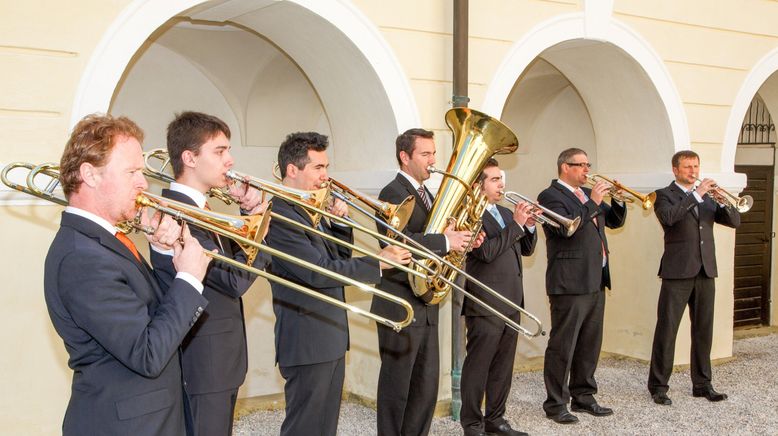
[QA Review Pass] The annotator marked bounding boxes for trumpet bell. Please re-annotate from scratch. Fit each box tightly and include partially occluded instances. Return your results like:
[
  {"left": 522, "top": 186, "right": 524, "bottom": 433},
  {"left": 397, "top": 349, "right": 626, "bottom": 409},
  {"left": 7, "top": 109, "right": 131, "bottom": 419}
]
[{"left": 737, "top": 194, "right": 754, "bottom": 213}]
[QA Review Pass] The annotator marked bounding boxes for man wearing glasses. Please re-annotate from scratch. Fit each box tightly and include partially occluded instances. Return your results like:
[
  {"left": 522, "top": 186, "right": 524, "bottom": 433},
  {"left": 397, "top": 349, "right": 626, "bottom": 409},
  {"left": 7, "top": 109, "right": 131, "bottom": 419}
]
[{"left": 537, "top": 148, "right": 627, "bottom": 424}]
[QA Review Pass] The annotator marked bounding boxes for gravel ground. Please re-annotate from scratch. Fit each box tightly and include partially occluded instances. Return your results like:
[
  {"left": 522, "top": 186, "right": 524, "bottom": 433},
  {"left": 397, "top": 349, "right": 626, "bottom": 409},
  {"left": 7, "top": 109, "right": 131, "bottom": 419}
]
[{"left": 234, "top": 333, "right": 778, "bottom": 435}]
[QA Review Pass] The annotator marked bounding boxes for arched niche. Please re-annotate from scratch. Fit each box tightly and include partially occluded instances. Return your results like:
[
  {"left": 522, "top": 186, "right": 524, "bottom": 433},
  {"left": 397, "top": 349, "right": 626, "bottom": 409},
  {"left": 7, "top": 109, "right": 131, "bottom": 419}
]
[{"left": 74, "top": 0, "right": 420, "bottom": 189}]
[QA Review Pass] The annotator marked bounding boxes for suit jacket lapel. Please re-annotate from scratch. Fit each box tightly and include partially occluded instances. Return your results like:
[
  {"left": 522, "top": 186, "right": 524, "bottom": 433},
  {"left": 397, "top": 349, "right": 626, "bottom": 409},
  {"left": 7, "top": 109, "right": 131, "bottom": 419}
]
[
  {"left": 284, "top": 198, "right": 337, "bottom": 257},
  {"left": 668, "top": 182, "right": 699, "bottom": 220},
  {"left": 61, "top": 212, "right": 160, "bottom": 293},
  {"left": 396, "top": 174, "right": 429, "bottom": 215}
]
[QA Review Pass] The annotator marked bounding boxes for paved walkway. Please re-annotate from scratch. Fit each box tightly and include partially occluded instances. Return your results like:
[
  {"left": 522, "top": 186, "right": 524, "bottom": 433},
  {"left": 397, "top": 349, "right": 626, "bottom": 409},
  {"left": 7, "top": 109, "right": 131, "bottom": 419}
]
[{"left": 235, "top": 332, "right": 778, "bottom": 435}]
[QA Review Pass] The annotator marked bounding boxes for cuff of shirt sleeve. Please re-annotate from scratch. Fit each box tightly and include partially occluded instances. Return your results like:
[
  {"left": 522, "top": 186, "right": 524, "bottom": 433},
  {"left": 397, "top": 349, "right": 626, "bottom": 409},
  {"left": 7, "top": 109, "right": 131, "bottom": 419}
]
[
  {"left": 526, "top": 225, "right": 536, "bottom": 233},
  {"left": 150, "top": 243, "right": 174, "bottom": 256},
  {"left": 176, "top": 272, "right": 204, "bottom": 294},
  {"left": 692, "top": 191, "right": 704, "bottom": 203}
]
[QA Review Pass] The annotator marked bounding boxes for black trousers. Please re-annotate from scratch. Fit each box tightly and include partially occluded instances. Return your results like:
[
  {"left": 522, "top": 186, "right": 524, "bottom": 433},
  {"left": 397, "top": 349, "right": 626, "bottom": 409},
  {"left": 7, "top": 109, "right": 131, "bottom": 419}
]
[
  {"left": 460, "top": 315, "right": 519, "bottom": 432},
  {"left": 279, "top": 357, "right": 345, "bottom": 436},
  {"left": 376, "top": 323, "right": 439, "bottom": 436},
  {"left": 648, "top": 271, "right": 716, "bottom": 394},
  {"left": 542, "top": 290, "right": 605, "bottom": 415},
  {"left": 184, "top": 388, "right": 239, "bottom": 436}
]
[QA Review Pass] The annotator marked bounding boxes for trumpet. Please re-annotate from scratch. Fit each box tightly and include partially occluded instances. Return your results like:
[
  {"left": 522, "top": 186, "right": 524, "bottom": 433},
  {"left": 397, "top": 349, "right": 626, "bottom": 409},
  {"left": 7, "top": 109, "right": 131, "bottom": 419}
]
[
  {"left": 694, "top": 177, "right": 753, "bottom": 212},
  {"left": 585, "top": 174, "right": 656, "bottom": 210},
  {"left": 3, "top": 161, "right": 416, "bottom": 332},
  {"left": 500, "top": 191, "right": 580, "bottom": 237}
]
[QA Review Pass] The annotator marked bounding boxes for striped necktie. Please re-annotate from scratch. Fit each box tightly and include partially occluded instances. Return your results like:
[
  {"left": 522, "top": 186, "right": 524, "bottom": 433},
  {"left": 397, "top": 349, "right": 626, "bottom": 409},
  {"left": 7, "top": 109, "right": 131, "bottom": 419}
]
[{"left": 418, "top": 185, "right": 432, "bottom": 210}]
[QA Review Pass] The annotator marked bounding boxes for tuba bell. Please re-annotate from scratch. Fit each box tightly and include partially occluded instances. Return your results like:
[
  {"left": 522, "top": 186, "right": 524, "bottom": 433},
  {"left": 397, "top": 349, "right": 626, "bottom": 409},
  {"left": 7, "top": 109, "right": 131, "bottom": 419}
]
[{"left": 410, "top": 108, "right": 519, "bottom": 304}]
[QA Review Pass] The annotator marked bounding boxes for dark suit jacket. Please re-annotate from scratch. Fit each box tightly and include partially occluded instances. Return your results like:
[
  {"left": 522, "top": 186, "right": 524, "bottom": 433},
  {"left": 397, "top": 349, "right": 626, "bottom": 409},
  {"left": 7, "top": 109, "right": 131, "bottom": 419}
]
[
  {"left": 265, "top": 197, "right": 380, "bottom": 367},
  {"left": 371, "top": 174, "right": 448, "bottom": 327},
  {"left": 44, "top": 212, "right": 207, "bottom": 436},
  {"left": 463, "top": 204, "right": 537, "bottom": 318},
  {"left": 537, "top": 180, "right": 627, "bottom": 295},
  {"left": 151, "top": 188, "right": 269, "bottom": 395},
  {"left": 654, "top": 182, "right": 741, "bottom": 279}
]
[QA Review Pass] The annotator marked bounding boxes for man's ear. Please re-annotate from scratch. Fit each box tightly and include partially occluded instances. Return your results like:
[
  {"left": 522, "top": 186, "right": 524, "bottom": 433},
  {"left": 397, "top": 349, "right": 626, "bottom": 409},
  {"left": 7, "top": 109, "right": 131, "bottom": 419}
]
[
  {"left": 285, "top": 163, "right": 297, "bottom": 179},
  {"left": 79, "top": 162, "right": 99, "bottom": 188},
  {"left": 399, "top": 150, "right": 410, "bottom": 167},
  {"left": 181, "top": 150, "right": 197, "bottom": 169}
]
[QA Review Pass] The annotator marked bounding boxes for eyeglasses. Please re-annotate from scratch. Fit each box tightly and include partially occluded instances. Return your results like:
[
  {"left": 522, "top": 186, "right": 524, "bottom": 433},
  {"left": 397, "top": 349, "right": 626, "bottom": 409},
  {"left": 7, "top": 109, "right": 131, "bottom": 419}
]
[{"left": 565, "top": 162, "right": 592, "bottom": 168}]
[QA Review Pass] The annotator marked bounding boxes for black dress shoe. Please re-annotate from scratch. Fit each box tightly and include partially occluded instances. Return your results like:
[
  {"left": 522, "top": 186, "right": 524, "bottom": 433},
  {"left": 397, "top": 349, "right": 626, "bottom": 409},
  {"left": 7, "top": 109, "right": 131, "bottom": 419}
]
[
  {"left": 485, "top": 422, "right": 528, "bottom": 436},
  {"left": 693, "top": 387, "right": 728, "bottom": 402},
  {"left": 545, "top": 410, "right": 579, "bottom": 424},
  {"left": 571, "top": 402, "right": 614, "bottom": 417},
  {"left": 651, "top": 392, "right": 672, "bottom": 405},
  {"left": 463, "top": 428, "right": 486, "bottom": 436}
]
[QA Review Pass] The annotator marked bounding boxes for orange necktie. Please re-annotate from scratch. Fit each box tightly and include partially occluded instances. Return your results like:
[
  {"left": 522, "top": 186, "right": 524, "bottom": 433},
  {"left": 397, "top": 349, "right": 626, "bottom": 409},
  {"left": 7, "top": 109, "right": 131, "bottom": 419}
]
[{"left": 115, "top": 231, "right": 141, "bottom": 262}]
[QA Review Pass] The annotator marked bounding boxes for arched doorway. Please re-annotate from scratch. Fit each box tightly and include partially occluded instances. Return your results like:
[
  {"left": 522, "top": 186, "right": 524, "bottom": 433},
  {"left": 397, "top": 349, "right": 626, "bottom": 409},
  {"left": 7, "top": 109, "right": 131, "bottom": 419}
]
[
  {"left": 734, "top": 95, "right": 776, "bottom": 328},
  {"left": 73, "top": 0, "right": 419, "bottom": 187},
  {"left": 481, "top": 9, "right": 685, "bottom": 361}
]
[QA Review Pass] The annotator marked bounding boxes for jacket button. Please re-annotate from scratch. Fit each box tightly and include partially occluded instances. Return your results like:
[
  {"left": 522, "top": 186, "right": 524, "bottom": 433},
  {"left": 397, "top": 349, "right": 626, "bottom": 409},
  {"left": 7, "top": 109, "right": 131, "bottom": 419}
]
[
  {"left": 699, "top": 226, "right": 703, "bottom": 230},
  {"left": 413, "top": 318, "right": 417, "bottom": 323},
  {"left": 700, "top": 241, "right": 704, "bottom": 245}
]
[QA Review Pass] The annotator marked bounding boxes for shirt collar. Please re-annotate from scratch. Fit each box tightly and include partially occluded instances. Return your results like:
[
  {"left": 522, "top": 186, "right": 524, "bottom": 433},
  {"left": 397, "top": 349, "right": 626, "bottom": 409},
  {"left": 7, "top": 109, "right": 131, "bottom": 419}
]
[
  {"left": 64, "top": 206, "right": 118, "bottom": 235},
  {"left": 557, "top": 178, "right": 578, "bottom": 194},
  {"left": 169, "top": 181, "right": 208, "bottom": 208},
  {"left": 398, "top": 169, "right": 423, "bottom": 191},
  {"left": 674, "top": 181, "right": 693, "bottom": 193}
]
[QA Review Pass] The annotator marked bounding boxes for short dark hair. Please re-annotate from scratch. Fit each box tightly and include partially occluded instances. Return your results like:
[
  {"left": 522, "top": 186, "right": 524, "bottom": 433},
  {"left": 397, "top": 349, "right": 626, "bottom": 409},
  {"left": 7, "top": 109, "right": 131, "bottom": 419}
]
[
  {"left": 166, "top": 111, "right": 231, "bottom": 178},
  {"left": 477, "top": 158, "right": 500, "bottom": 183},
  {"left": 278, "top": 132, "right": 329, "bottom": 178},
  {"left": 671, "top": 150, "right": 699, "bottom": 168},
  {"left": 395, "top": 128, "right": 434, "bottom": 166},
  {"left": 557, "top": 147, "right": 588, "bottom": 174},
  {"left": 60, "top": 114, "right": 144, "bottom": 198}
]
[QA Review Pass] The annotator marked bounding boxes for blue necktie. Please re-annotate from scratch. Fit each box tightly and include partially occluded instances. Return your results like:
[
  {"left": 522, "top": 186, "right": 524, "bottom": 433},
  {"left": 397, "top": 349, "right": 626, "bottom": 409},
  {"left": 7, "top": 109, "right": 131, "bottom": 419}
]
[{"left": 490, "top": 207, "right": 505, "bottom": 229}]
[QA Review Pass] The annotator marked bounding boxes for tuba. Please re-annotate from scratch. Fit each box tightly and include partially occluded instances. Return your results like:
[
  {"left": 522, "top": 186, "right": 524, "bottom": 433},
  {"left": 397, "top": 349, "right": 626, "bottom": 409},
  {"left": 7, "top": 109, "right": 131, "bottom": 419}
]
[{"left": 410, "top": 108, "right": 519, "bottom": 304}]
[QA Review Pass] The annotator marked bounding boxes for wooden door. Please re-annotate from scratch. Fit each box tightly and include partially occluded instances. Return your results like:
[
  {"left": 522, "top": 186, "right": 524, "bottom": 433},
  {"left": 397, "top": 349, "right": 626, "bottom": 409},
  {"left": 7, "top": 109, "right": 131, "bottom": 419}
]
[{"left": 733, "top": 165, "right": 774, "bottom": 328}]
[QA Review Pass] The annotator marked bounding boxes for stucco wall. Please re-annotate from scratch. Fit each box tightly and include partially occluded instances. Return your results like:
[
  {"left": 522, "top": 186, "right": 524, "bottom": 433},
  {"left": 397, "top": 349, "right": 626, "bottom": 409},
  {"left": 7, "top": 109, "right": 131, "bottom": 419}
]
[{"left": 1, "top": 0, "right": 777, "bottom": 433}]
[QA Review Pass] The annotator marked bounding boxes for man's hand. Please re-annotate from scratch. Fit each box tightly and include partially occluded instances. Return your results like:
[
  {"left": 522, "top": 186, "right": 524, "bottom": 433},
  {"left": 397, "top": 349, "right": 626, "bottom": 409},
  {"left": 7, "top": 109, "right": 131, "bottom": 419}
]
[
  {"left": 229, "top": 183, "right": 268, "bottom": 215},
  {"left": 471, "top": 231, "right": 485, "bottom": 249},
  {"left": 695, "top": 178, "right": 716, "bottom": 198},
  {"left": 444, "top": 222, "right": 473, "bottom": 254},
  {"left": 512, "top": 202, "right": 533, "bottom": 227},
  {"left": 326, "top": 197, "right": 349, "bottom": 218},
  {"left": 377, "top": 245, "right": 412, "bottom": 270},
  {"left": 172, "top": 224, "right": 212, "bottom": 282},
  {"left": 589, "top": 180, "right": 610, "bottom": 205},
  {"left": 143, "top": 210, "right": 182, "bottom": 251}
]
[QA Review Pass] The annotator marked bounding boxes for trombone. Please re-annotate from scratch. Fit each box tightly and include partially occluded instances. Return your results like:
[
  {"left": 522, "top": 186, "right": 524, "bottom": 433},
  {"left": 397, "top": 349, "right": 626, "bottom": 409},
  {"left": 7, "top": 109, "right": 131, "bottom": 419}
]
[
  {"left": 501, "top": 191, "right": 580, "bottom": 237},
  {"left": 3, "top": 161, "right": 415, "bottom": 332},
  {"left": 586, "top": 174, "right": 657, "bottom": 210},
  {"left": 694, "top": 177, "right": 753, "bottom": 212},
  {"left": 143, "top": 151, "right": 544, "bottom": 337},
  {"left": 327, "top": 177, "right": 415, "bottom": 234},
  {"left": 271, "top": 162, "right": 416, "bottom": 233},
  {"left": 143, "top": 148, "right": 236, "bottom": 205},
  {"left": 213, "top": 166, "right": 545, "bottom": 338}
]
